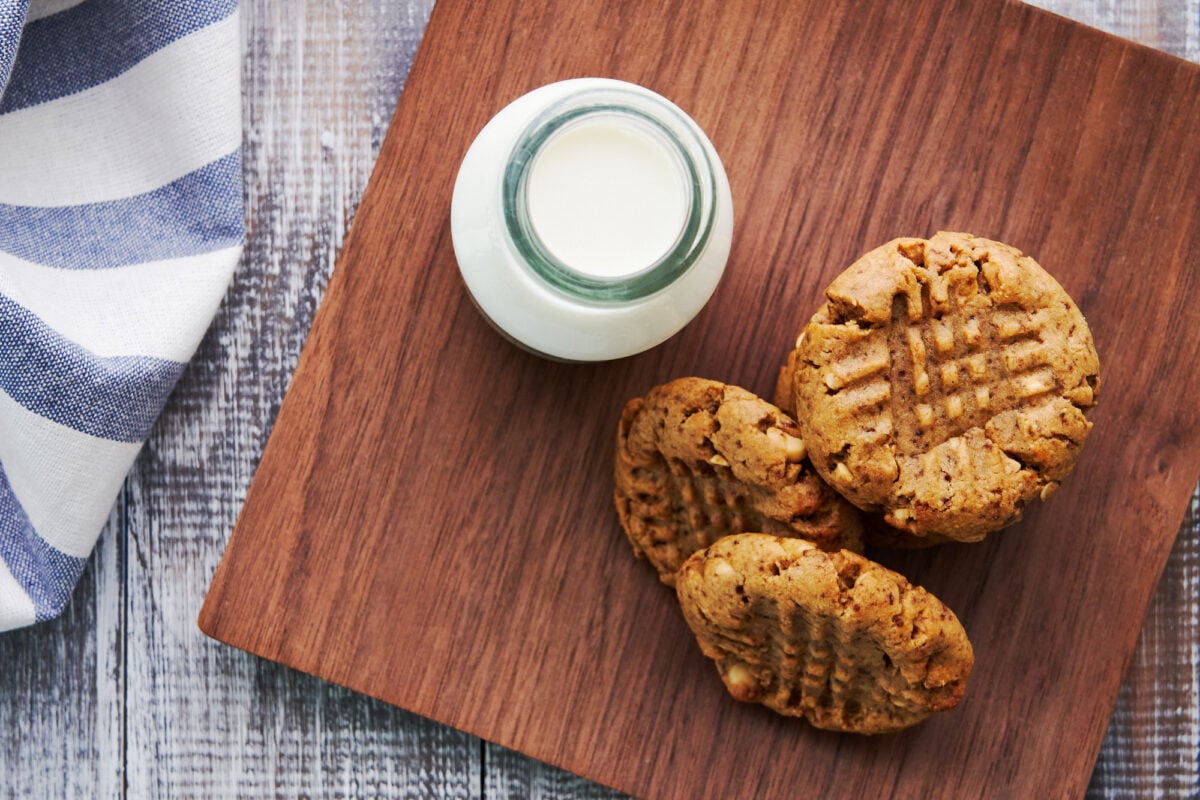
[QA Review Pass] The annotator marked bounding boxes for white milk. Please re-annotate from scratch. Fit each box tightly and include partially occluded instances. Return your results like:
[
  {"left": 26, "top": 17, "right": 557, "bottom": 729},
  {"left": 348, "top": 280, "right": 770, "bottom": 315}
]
[{"left": 526, "top": 120, "right": 689, "bottom": 279}]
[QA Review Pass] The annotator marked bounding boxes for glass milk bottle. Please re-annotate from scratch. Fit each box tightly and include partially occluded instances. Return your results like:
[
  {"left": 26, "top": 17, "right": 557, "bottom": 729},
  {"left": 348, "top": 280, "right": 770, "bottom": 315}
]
[{"left": 451, "top": 78, "right": 734, "bottom": 361}]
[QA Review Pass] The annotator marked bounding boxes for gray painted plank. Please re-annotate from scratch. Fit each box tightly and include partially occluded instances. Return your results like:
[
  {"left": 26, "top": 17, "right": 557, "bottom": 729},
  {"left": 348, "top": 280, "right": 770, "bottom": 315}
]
[
  {"left": 0, "top": 507, "right": 123, "bottom": 800},
  {"left": 1088, "top": 493, "right": 1200, "bottom": 798},
  {"left": 484, "top": 744, "right": 628, "bottom": 800}
]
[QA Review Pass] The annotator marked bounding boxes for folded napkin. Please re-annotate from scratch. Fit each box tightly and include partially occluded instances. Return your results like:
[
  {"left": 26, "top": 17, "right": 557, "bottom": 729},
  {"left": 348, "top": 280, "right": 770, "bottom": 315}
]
[{"left": 0, "top": 0, "right": 242, "bottom": 631}]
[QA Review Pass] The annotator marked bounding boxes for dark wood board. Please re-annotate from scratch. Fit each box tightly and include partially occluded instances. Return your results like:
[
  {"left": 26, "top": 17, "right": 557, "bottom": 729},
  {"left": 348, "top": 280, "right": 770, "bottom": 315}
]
[{"left": 199, "top": 0, "right": 1200, "bottom": 797}]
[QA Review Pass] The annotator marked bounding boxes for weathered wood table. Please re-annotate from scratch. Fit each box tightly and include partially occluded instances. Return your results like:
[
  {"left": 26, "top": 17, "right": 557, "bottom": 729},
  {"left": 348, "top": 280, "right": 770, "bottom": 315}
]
[{"left": 2, "top": 1, "right": 1197, "bottom": 797}]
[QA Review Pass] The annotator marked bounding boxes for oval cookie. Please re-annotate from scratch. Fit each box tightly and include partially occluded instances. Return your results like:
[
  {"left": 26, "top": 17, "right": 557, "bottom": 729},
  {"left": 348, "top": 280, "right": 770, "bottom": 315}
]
[
  {"left": 676, "top": 534, "right": 974, "bottom": 734},
  {"left": 614, "top": 378, "right": 863, "bottom": 585}
]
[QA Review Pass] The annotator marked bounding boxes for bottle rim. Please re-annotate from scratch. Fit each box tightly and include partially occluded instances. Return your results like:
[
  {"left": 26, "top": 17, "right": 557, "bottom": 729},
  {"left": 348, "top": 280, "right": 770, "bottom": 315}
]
[{"left": 501, "top": 87, "right": 718, "bottom": 303}]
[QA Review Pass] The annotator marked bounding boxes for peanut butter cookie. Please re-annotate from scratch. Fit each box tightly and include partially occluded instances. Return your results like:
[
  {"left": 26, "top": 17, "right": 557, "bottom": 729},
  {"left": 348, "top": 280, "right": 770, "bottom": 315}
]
[
  {"left": 785, "top": 232, "right": 1100, "bottom": 542},
  {"left": 676, "top": 534, "right": 973, "bottom": 733},
  {"left": 614, "top": 378, "right": 863, "bottom": 585}
]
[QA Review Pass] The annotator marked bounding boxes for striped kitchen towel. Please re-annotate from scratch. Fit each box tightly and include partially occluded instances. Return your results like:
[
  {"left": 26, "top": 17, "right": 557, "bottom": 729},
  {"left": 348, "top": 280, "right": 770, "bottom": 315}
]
[{"left": 0, "top": 0, "right": 243, "bottom": 632}]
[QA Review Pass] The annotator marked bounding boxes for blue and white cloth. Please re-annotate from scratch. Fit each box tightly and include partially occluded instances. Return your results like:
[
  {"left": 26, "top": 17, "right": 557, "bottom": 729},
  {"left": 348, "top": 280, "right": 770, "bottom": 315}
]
[{"left": 0, "top": 0, "right": 242, "bottom": 631}]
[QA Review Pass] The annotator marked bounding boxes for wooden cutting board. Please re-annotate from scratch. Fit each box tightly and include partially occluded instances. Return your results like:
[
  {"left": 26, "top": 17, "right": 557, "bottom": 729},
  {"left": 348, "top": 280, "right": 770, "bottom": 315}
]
[{"left": 199, "top": 0, "right": 1200, "bottom": 796}]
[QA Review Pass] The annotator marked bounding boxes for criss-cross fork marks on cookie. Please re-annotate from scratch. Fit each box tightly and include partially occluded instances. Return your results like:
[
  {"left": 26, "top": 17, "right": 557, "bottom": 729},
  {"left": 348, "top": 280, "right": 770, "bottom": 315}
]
[
  {"left": 792, "top": 233, "right": 1099, "bottom": 540},
  {"left": 709, "top": 582, "right": 935, "bottom": 728},
  {"left": 889, "top": 277, "right": 1054, "bottom": 459},
  {"left": 676, "top": 535, "right": 974, "bottom": 733},
  {"left": 614, "top": 378, "right": 864, "bottom": 584},
  {"left": 818, "top": 260, "right": 1076, "bottom": 470},
  {"left": 630, "top": 458, "right": 757, "bottom": 545}
]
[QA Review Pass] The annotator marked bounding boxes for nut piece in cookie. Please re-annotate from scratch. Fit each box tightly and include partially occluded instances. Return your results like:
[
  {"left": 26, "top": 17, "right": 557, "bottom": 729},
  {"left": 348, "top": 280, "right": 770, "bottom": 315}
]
[
  {"left": 786, "top": 232, "right": 1100, "bottom": 542},
  {"left": 676, "top": 534, "right": 974, "bottom": 734},
  {"left": 614, "top": 377, "right": 863, "bottom": 585}
]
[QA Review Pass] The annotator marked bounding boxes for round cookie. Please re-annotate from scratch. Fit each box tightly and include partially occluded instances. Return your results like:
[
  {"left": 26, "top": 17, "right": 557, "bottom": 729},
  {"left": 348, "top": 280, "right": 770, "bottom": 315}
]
[
  {"left": 675, "top": 534, "right": 974, "bottom": 734},
  {"left": 787, "top": 232, "right": 1100, "bottom": 542},
  {"left": 614, "top": 378, "right": 863, "bottom": 585}
]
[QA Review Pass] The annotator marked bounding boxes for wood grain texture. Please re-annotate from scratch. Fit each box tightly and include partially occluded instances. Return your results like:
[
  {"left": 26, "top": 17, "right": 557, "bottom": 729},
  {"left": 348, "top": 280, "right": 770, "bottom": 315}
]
[
  {"left": 1021, "top": 6, "right": 1200, "bottom": 796},
  {"left": 199, "top": 0, "right": 1200, "bottom": 797},
  {"left": 1, "top": 2, "right": 1197, "bottom": 799}
]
